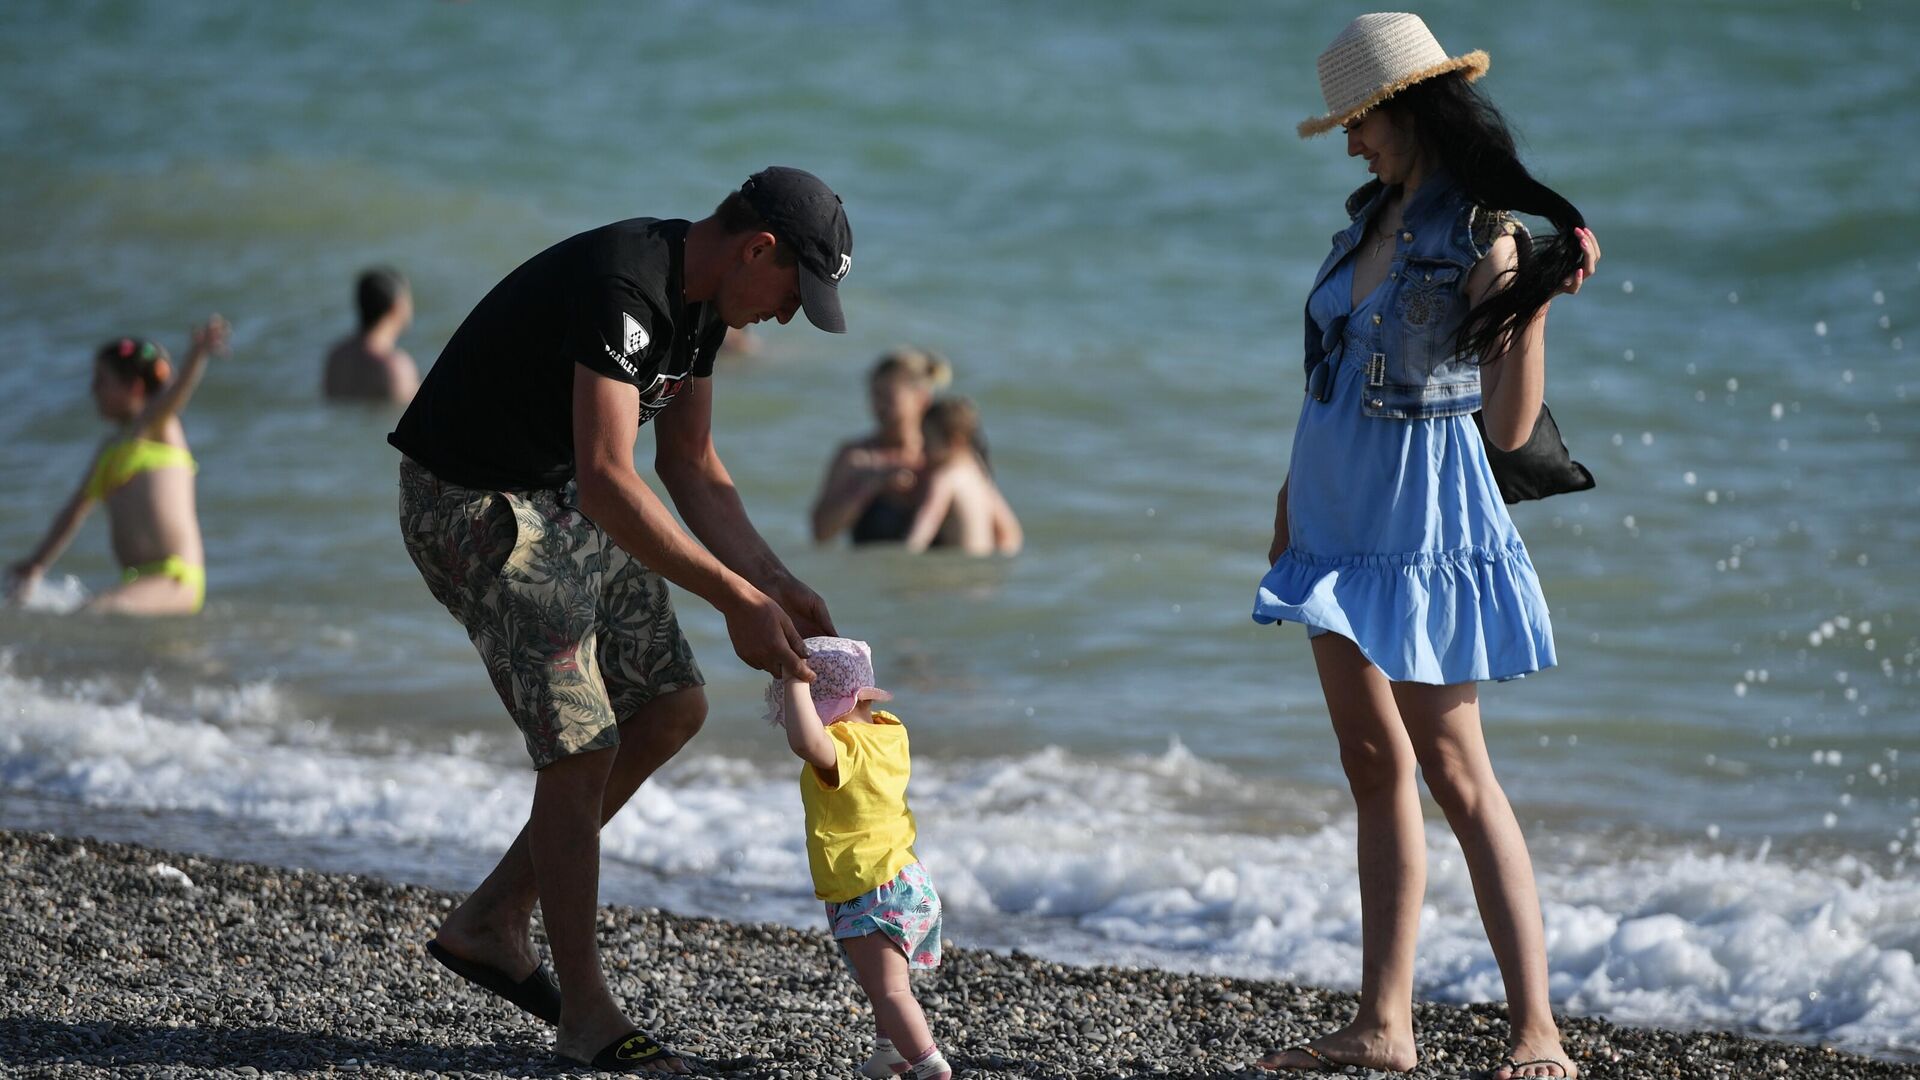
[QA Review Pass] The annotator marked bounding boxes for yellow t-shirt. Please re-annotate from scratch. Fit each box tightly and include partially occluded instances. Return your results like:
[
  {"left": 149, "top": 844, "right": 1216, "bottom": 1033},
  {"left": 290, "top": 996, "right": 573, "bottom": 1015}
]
[{"left": 801, "top": 710, "right": 918, "bottom": 903}]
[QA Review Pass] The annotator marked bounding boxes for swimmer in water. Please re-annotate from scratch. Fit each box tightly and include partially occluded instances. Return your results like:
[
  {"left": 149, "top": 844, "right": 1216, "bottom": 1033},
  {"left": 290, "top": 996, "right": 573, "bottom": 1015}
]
[
  {"left": 904, "top": 397, "right": 1021, "bottom": 556},
  {"left": 324, "top": 266, "right": 419, "bottom": 403},
  {"left": 8, "top": 315, "right": 230, "bottom": 614}
]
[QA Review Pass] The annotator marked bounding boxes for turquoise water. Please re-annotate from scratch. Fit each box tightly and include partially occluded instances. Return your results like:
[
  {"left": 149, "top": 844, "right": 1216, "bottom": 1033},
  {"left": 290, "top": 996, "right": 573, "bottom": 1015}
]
[{"left": 3, "top": 0, "right": 1918, "bottom": 1057}]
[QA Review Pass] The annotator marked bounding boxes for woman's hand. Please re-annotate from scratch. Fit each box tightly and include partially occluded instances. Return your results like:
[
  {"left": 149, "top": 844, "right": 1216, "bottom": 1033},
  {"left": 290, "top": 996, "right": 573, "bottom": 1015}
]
[
  {"left": 1267, "top": 525, "right": 1290, "bottom": 566},
  {"left": 1553, "top": 227, "right": 1602, "bottom": 297},
  {"left": 1267, "top": 482, "right": 1291, "bottom": 566}
]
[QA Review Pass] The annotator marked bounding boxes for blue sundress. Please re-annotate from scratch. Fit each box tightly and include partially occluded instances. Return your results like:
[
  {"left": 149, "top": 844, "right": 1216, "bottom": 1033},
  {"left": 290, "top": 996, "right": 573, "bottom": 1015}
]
[{"left": 1252, "top": 257, "right": 1556, "bottom": 684}]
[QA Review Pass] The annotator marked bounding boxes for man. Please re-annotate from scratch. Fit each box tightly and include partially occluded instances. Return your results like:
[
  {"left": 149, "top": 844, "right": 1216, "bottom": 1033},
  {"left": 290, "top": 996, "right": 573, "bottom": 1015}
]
[
  {"left": 324, "top": 266, "right": 421, "bottom": 403},
  {"left": 389, "top": 167, "right": 852, "bottom": 1072}
]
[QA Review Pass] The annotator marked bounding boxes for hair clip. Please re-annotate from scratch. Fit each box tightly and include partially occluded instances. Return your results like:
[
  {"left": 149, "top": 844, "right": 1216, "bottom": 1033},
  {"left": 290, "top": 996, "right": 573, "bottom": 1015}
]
[{"left": 118, "top": 339, "right": 136, "bottom": 358}]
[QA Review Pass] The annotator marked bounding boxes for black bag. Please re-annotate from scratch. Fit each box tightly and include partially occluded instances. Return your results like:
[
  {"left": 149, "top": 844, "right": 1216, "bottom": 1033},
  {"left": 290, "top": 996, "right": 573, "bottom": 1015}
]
[{"left": 1473, "top": 403, "right": 1594, "bottom": 504}]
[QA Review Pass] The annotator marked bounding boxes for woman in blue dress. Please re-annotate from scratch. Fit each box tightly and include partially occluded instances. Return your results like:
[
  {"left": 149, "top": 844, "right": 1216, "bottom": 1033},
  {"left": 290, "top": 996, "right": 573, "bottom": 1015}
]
[{"left": 1251, "top": 14, "right": 1600, "bottom": 1079}]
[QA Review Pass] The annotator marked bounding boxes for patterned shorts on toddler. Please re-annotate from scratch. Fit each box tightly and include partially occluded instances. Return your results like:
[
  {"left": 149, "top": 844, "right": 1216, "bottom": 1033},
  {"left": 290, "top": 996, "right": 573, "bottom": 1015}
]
[{"left": 827, "top": 861, "right": 942, "bottom": 970}]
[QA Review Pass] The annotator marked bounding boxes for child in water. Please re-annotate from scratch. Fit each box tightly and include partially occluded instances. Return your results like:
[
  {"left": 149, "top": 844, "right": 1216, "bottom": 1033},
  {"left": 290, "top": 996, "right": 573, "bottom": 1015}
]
[
  {"left": 904, "top": 397, "right": 1022, "bottom": 556},
  {"left": 6, "top": 316, "right": 229, "bottom": 614},
  {"left": 771, "top": 637, "right": 951, "bottom": 1080}
]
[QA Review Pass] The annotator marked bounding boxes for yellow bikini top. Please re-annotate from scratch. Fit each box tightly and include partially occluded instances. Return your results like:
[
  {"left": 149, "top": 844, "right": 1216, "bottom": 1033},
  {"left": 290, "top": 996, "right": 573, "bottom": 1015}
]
[{"left": 84, "top": 437, "right": 197, "bottom": 501}]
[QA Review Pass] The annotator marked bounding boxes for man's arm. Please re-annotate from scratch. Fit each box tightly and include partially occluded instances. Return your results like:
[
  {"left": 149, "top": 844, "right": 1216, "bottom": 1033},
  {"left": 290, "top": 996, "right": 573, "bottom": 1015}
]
[
  {"left": 572, "top": 366, "right": 811, "bottom": 678},
  {"left": 653, "top": 376, "right": 837, "bottom": 637}
]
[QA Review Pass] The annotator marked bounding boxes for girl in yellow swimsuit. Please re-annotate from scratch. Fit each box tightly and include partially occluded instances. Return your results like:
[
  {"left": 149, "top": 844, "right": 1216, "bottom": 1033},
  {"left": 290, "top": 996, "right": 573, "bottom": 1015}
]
[{"left": 6, "top": 316, "right": 229, "bottom": 615}]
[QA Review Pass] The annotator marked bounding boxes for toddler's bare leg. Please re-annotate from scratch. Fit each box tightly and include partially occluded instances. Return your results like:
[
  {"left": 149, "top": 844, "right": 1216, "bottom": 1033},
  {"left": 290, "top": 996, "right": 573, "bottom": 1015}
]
[{"left": 842, "top": 933, "right": 939, "bottom": 1070}]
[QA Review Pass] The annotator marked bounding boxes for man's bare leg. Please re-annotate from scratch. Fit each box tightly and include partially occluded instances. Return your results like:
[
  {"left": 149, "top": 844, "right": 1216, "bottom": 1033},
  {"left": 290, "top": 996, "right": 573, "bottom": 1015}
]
[
  {"left": 432, "top": 688, "right": 707, "bottom": 982},
  {"left": 527, "top": 743, "right": 629, "bottom": 1060},
  {"left": 522, "top": 745, "right": 683, "bottom": 1074}
]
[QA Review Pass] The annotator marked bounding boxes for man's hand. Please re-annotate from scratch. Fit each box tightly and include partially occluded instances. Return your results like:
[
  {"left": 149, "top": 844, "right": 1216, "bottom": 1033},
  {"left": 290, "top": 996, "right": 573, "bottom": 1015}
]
[
  {"left": 722, "top": 588, "right": 816, "bottom": 681},
  {"left": 763, "top": 574, "right": 837, "bottom": 639}
]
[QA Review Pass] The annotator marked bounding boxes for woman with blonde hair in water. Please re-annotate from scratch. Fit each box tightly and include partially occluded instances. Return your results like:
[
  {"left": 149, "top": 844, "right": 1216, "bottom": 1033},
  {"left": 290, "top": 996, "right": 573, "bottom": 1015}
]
[
  {"left": 8, "top": 316, "right": 230, "bottom": 615},
  {"left": 811, "top": 347, "right": 951, "bottom": 546},
  {"left": 1248, "top": 13, "right": 1599, "bottom": 1078}
]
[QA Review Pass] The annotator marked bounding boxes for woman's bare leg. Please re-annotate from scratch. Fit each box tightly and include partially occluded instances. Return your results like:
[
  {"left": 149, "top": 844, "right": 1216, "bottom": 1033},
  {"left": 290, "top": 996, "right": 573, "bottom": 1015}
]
[
  {"left": 1394, "top": 680, "right": 1574, "bottom": 1079},
  {"left": 1257, "top": 633, "right": 1422, "bottom": 1073}
]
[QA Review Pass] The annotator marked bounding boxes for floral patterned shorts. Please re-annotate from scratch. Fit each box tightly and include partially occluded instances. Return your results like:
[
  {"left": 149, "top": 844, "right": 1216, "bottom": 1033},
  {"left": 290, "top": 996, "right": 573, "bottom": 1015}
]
[
  {"left": 398, "top": 457, "right": 703, "bottom": 769},
  {"left": 827, "top": 861, "right": 943, "bottom": 970}
]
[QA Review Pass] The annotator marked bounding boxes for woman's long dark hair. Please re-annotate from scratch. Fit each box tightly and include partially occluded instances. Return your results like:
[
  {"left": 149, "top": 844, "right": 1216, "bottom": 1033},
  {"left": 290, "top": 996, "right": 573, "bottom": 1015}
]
[{"left": 1386, "top": 72, "right": 1586, "bottom": 362}]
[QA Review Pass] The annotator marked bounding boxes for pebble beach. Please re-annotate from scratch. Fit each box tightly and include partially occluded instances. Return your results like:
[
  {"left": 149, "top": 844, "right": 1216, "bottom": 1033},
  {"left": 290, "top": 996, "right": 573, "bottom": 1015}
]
[
  {"left": 4, "top": 1, "right": 1919, "bottom": 1067},
  {"left": 4, "top": 830, "right": 1911, "bottom": 1080}
]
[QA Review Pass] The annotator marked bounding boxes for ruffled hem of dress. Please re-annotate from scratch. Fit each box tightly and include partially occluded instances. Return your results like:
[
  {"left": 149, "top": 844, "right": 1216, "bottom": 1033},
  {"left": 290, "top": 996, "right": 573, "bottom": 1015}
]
[{"left": 1251, "top": 540, "right": 1556, "bottom": 684}]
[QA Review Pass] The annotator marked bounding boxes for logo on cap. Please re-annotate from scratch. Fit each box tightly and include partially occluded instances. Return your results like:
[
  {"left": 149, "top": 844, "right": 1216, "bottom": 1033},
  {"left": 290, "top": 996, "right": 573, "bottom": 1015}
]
[{"left": 830, "top": 253, "right": 852, "bottom": 283}]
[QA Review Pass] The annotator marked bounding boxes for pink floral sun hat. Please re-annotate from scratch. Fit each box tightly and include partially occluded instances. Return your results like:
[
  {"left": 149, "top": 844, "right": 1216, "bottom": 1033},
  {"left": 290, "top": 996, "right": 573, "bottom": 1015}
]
[{"left": 764, "top": 636, "right": 893, "bottom": 727}]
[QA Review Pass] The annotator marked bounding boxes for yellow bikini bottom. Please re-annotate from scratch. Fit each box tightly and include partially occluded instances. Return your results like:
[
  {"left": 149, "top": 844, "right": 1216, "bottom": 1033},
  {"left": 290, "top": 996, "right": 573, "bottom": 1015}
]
[{"left": 121, "top": 556, "right": 206, "bottom": 613}]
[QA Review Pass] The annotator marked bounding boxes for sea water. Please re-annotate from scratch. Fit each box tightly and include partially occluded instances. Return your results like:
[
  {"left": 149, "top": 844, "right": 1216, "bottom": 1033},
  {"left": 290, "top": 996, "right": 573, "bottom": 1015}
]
[{"left": 1, "top": 0, "right": 1916, "bottom": 1059}]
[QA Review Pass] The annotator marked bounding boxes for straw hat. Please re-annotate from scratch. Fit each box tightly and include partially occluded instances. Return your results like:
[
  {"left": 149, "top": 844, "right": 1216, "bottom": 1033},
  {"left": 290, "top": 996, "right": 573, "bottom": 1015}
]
[{"left": 1298, "top": 13, "right": 1489, "bottom": 138}]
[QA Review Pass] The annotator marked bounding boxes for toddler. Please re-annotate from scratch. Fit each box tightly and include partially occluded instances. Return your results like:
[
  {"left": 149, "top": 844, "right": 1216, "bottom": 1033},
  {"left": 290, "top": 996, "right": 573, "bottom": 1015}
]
[
  {"left": 903, "top": 397, "right": 1021, "bottom": 556},
  {"left": 771, "top": 637, "right": 951, "bottom": 1079}
]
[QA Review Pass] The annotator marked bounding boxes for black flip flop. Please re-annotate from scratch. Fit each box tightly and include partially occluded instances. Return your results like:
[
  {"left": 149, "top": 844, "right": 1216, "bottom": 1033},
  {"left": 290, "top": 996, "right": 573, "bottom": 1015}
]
[
  {"left": 587, "top": 1029, "right": 684, "bottom": 1072},
  {"left": 425, "top": 938, "right": 563, "bottom": 1024}
]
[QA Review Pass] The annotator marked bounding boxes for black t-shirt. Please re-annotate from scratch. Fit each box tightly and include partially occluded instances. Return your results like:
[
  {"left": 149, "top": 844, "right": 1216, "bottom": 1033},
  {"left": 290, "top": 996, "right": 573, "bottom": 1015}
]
[{"left": 389, "top": 218, "right": 725, "bottom": 492}]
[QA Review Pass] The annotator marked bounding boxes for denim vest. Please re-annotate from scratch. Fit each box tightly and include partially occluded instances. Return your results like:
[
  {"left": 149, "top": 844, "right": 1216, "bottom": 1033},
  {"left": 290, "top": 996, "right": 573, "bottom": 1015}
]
[{"left": 1303, "top": 172, "right": 1513, "bottom": 420}]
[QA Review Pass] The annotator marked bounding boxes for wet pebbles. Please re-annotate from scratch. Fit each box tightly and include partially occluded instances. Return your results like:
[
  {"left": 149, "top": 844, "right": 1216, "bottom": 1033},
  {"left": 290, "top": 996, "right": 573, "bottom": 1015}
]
[{"left": 1, "top": 830, "right": 1911, "bottom": 1079}]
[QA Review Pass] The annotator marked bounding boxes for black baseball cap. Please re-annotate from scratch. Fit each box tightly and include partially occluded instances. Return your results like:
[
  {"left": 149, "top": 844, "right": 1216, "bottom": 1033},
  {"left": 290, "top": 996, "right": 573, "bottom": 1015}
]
[{"left": 740, "top": 166, "right": 853, "bottom": 333}]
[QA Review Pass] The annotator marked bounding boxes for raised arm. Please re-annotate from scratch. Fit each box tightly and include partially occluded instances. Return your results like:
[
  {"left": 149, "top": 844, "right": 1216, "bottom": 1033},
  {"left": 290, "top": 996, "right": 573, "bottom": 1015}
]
[
  {"left": 654, "top": 376, "right": 837, "bottom": 637},
  {"left": 781, "top": 678, "right": 839, "bottom": 784},
  {"left": 1470, "top": 227, "right": 1600, "bottom": 451},
  {"left": 133, "top": 315, "right": 228, "bottom": 440},
  {"left": 573, "top": 367, "right": 811, "bottom": 679}
]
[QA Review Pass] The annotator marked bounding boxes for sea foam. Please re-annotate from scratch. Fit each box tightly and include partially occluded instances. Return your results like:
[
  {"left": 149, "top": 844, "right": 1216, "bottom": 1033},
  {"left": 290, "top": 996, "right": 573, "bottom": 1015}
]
[{"left": 1, "top": 663, "right": 1914, "bottom": 1059}]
